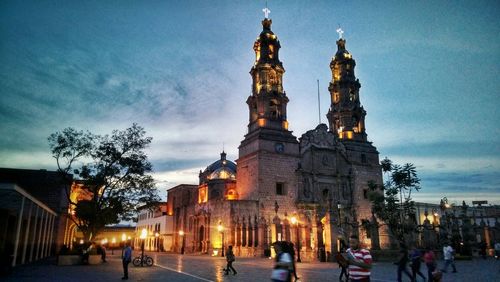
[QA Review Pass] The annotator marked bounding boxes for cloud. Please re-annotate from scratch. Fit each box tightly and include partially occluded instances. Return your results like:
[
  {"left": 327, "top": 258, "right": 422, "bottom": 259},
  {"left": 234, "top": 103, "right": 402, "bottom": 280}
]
[{"left": 380, "top": 140, "right": 500, "bottom": 158}]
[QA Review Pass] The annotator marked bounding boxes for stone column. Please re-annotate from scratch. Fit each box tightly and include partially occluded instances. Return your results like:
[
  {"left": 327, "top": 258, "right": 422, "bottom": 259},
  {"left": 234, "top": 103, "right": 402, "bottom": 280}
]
[
  {"left": 21, "top": 201, "right": 34, "bottom": 264},
  {"left": 12, "top": 196, "right": 26, "bottom": 267},
  {"left": 29, "top": 205, "right": 40, "bottom": 263}
]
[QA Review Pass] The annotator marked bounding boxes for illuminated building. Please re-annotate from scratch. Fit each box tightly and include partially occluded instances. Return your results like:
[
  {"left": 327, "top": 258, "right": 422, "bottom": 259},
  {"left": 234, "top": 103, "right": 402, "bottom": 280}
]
[{"left": 166, "top": 14, "right": 389, "bottom": 260}]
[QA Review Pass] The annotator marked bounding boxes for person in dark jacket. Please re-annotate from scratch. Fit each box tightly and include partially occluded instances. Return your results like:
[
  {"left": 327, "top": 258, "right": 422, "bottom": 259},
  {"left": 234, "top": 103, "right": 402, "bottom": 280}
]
[
  {"left": 224, "top": 245, "right": 237, "bottom": 275},
  {"left": 122, "top": 242, "right": 132, "bottom": 280},
  {"left": 396, "top": 242, "right": 413, "bottom": 282},
  {"left": 410, "top": 245, "right": 426, "bottom": 281}
]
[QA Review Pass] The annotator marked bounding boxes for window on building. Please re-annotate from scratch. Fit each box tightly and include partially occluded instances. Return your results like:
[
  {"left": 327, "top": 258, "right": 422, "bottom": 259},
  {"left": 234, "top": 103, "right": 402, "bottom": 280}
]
[
  {"left": 322, "top": 189, "right": 329, "bottom": 199},
  {"left": 276, "top": 182, "right": 285, "bottom": 195},
  {"left": 361, "top": 154, "right": 367, "bottom": 164}
]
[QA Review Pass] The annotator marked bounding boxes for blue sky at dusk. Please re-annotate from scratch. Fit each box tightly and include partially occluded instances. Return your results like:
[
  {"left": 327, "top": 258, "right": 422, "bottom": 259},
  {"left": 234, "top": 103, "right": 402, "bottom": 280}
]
[{"left": 1, "top": 1, "right": 499, "bottom": 205}]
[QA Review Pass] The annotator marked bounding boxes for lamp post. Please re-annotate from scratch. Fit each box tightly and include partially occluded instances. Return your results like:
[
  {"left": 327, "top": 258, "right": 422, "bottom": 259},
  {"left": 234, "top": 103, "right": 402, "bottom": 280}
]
[
  {"left": 155, "top": 232, "right": 160, "bottom": 252},
  {"left": 218, "top": 223, "right": 225, "bottom": 257},
  {"left": 291, "top": 216, "right": 301, "bottom": 263},
  {"left": 140, "top": 228, "right": 147, "bottom": 266},
  {"left": 111, "top": 237, "right": 116, "bottom": 255},
  {"left": 440, "top": 197, "right": 451, "bottom": 240},
  {"left": 337, "top": 202, "right": 343, "bottom": 228},
  {"left": 179, "top": 230, "right": 185, "bottom": 254}
]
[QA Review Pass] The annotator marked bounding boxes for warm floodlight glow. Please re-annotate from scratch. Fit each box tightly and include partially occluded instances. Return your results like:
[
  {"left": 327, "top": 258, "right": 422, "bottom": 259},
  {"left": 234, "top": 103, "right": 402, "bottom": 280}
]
[
  {"left": 217, "top": 223, "right": 224, "bottom": 232},
  {"left": 291, "top": 216, "right": 297, "bottom": 225},
  {"left": 179, "top": 230, "right": 184, "bottom": 236},
  {"left": 122, "top": 233, "right": 127, "bottom": 242},
  {"left": 140, "top": 228, "right": 148, "bottom": 239}
]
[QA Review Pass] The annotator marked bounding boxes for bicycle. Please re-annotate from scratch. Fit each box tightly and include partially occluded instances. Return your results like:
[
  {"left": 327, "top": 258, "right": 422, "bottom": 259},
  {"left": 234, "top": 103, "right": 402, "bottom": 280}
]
[{"left": 132, "top": 254, "right": 154, "bottom": 267}]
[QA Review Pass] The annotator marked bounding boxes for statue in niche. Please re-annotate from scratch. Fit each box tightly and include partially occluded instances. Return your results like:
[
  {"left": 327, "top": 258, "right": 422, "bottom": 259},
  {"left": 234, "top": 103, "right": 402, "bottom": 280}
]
[
  {"left": 269, "top": 70, "right": 278, "bottom": 85},
  {"left": 303, "top": 177, "right": 312, "bottom": 199},
  {"left": 341, "top": 183, "right": 348, "bottom": 200},
  {"left": 322, "top": 155, "right": 329, "bottom": 166},
  {"left": 349, "top": 90, "right": 356, "bottom": 102},
  {"left": 352, "top": 117, "right": 358, "bottom": 132},
  {"left": 269, "top": 100, "right": 280, "bottom": 119}
]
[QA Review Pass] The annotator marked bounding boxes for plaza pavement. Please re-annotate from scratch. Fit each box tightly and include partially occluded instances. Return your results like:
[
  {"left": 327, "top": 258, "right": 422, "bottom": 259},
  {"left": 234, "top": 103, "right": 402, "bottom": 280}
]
[{"left": 3, "top": 252, "right": 500, "bottom": 282}]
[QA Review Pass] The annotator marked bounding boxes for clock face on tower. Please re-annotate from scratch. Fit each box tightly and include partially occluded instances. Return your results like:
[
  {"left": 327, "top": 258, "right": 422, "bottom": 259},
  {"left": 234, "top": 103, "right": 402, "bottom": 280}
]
[{"left": 274, "top": 142, "right": 284, "bottom": 153}]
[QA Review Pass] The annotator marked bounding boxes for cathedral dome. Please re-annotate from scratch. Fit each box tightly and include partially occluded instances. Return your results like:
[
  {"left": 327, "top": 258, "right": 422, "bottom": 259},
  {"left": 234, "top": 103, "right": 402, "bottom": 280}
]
[
  {"left": 209, "top": 166, "right": 236, "bottom": 180},
  {"left": 200, "top": 151, "right": 237, "bottom": 182}
]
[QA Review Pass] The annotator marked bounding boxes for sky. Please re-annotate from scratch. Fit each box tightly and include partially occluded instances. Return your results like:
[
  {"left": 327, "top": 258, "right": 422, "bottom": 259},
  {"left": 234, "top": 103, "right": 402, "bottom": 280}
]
[{"left": 1, "top": 0, "right": 499, "bottom": 206}]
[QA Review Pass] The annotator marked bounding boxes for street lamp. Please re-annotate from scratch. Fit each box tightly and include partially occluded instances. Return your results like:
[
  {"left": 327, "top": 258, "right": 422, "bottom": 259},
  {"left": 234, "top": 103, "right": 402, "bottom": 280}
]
[
  {"left": 218, "top": 223, "right": 225, "bottom": 257},
  {"left": 111, "top": 237, "right": 116, "bottom": 255},
  {"left": 179, "top": 230, "right": 185, "bottom": 254},
  {"left": 155, "top": 232, "right": 160, "bottom": 252},
  {"left": 440, "top": 197, "right": 452, "bottom": 240},
  {"left": 291, "top": 216, "right": 301, "bottom": 263},
  {"left": 337, "top": 202, "right": 343, "bottom": 228},
  {"left": 140, "top": 228, "right": 147, "bottom": 266}
]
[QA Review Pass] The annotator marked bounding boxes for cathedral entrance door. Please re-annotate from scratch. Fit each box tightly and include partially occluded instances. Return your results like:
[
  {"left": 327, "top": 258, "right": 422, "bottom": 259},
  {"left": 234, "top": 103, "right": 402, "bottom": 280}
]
[{"left": 198, "top": 225, "right": 204, "bottom": 252}]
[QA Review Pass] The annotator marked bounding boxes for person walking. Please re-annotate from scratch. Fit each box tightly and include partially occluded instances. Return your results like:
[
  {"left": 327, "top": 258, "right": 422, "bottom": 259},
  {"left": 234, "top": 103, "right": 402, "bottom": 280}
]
[
  {"left": 409, "top": 245, "right": 426, "bottom": 282},
  {"left": 271, "top": 241, "right": 293, "bottom": 282},
  {"left": 100, "top": 244, "right": 107, "bottom": 263},
  {"left": 494, "top": 241, "right": 500, "bottom": 260},
  {"left": 336, "top": 252, "right": 349, "bottom": 281},
  {"left": 224, "top": 245, "right": 237, "bottom": 275},
  {"left": 122, "top": 242, "right": 132, "bottom": 280},
  {"left": 423, "top": 248, "right": 436, "bottom": 282},
  {"left": 288, "top": 242, "right": 300, "bottom": 281},
  {"left": 441, "top": 242, "right": 457, "bottom": 273},
  {"left": 396, "top": 242, "right": 413, "bottom": 282},
  {"left": 345, "top": 235, "right": 372, "bottom": 282},
  {"left": 336, "top": 242, "right": 349, "bottom": 282}
]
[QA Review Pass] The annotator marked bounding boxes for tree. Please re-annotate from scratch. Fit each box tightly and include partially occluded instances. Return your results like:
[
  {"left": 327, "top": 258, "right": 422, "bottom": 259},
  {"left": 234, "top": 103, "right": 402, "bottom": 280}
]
[
  {"left": 49, "top": 124, "right": 160, "bottom": 242},
  {"left": 367, "top": 159, "right": 421, "bottom": 242}
]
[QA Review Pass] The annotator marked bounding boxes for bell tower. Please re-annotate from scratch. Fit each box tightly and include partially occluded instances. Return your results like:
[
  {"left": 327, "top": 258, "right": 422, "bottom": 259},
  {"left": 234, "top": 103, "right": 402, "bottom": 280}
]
[
  {"left": 327, "top": 38, "right": 367, "bottom": 142},
  {"left": 237, "top": 14, "right": 299, "bottom": 210},
  {"left": 326, "top": 35, "right": 385, "bottom": 248},
  {"left": 247, "top": 18, "right": 289, "bottom": 133}
]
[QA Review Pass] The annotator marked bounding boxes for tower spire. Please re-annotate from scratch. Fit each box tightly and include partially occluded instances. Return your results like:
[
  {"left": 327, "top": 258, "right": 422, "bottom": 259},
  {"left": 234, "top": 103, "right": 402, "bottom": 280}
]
[
  {"left": 326, "top": 37, "right": 368, "bottom": 142},
  {"left": 246, "top": 12, "right": 289, "bottom": 134}
]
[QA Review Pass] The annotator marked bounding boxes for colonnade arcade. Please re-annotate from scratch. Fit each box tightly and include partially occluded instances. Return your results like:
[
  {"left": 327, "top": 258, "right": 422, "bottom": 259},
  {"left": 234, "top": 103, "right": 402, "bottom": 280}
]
[{"left": 185, "top": 211, "right": 349, "bottom": 261}]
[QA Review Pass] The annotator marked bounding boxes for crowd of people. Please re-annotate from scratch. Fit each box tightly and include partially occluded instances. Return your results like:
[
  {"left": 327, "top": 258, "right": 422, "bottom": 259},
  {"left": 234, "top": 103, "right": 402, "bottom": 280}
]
[{"left": 112, "top": 237, "right": 497, "bottom": 281}]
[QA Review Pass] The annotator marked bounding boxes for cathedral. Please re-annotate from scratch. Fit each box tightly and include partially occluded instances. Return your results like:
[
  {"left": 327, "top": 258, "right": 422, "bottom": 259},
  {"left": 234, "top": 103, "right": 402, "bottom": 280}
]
[{"left": 166, "top": 14, "right": 390, "bottom": 261}]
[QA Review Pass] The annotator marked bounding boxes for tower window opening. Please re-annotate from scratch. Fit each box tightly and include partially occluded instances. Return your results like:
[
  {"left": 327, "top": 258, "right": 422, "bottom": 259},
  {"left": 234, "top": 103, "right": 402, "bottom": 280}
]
[
  {"left": 322, "top": 189, "right": 329, "bottom": 199},
  {"left": 361, "top": 154, "right": 367, "bottom": 164},
  {"left": 268, "top": 44, "right": 274, "bottom": 59},
  {"left": 270, "top": 100, "right": 280, "bottom": 119},
  {"left": 276, "top": 182, "right": 285, "bottom": 195}
]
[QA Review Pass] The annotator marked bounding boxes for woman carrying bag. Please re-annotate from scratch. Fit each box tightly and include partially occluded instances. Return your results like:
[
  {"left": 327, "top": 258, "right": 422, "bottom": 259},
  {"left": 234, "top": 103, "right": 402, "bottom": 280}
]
[{"left": 271, "top": 242, "right": 293, "bottom": 282}]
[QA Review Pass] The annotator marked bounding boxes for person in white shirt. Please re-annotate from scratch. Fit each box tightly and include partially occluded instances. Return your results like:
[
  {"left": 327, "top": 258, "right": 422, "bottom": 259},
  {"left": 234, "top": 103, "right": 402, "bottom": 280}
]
[
  {"left": 271, "top": 241, "right": 293, "bottom": 282},
  {"left": 494, "top": 242, "right": 500, "bottom": 260},
  {"left": 441, "top": 242, "right": 457, "bottom": 273}
]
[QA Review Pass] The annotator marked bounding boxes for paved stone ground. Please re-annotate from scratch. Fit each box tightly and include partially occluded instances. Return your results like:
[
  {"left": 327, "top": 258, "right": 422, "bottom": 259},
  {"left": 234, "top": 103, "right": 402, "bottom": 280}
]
[{"left": 3, "top": 252, "right": 500, "bottom": 282}]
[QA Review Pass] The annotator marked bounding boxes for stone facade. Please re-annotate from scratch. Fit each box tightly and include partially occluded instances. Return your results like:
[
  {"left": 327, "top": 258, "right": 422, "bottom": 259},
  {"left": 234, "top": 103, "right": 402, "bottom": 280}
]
[{"left": 166, "top": 17, "right": 388, "bottom": 261}]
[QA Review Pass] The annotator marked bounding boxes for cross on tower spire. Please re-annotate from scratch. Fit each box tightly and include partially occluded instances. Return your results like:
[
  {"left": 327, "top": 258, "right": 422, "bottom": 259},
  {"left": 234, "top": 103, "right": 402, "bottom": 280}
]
[
  {"left": 336, "top": 27, "right": 344, "bottom": 39},
  {"left": 263, "top": 7, "right": 271, "bottom": 19}
]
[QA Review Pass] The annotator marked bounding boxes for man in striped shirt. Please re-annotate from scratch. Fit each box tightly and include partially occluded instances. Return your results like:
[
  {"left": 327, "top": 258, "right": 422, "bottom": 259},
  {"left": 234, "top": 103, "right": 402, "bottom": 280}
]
[{"left": 345, "top": 235, "right": 372, "bottom": 281}]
